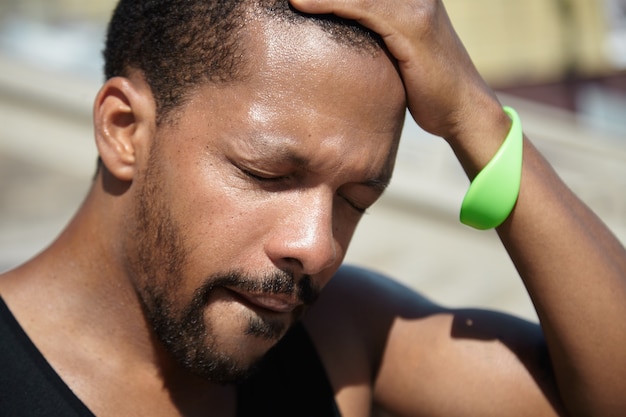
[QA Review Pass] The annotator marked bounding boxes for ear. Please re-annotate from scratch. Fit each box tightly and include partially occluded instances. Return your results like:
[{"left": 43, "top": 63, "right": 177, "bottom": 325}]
[{"left": 93, "top": 76, "right": 156, "bottom": 182}]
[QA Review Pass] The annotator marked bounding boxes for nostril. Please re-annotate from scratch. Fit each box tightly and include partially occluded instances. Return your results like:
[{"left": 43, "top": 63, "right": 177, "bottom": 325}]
[
  {"left": 265, "top": 227, "right": 337, "bottom": 276},
  {"left": 279, "top": 256, "right": 304, "bottom": 272}
]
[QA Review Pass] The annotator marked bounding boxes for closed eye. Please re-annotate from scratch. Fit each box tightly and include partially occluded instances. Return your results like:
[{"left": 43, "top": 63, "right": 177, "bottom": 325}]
[
  {"left": 242, "top": 169, "right": 282, "bottom": 182},
  {"left": 344, "top": 198, "right": 368, "bottom": 214},
  {"left": 338, "top": 181, "right": 386, "bottom": 215},
  {"left": 238, "top": 166, "right": 292, "bottom": 185},
  {"left": 338, "top": 192, "right": 371, "bottom": 215}
]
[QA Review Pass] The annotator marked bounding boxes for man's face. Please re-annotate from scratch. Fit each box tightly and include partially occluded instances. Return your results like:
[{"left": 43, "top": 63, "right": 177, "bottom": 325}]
[{"left": 125, "top": 20, "right": 406, "bottom": 382}]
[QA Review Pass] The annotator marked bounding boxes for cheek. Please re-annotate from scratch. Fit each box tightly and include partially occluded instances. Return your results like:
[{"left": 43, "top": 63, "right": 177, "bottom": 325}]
[
  {"left": 331, "top": 219, "right": 358, "bottom": 273},
  {"left": 167, "top": 178, "right": 272, "bottom": 267},
  {"left": 166, "top": 157, "right": 364, "bottom": 279}
]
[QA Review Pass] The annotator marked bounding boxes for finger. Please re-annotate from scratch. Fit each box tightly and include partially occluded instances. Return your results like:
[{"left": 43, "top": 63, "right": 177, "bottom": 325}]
[
  {"left": 289, "top": 0, "right": 395, "bottom": 37},
  {"left": 289, "top": 0, "right": 359, "bottom": 17},
  {"left": 290, "top": 0, "right": 421, "bottom": 64}
]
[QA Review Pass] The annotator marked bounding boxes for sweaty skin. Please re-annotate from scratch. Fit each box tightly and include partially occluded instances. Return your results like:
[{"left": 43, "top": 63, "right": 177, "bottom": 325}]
[
  {"left": 0, "top": 16, "right": 405, "bottom": 417},
  {"left": 1, "top": 1, "right": 626, "bottom": 417},
  {"left": 292, "top": 1, "right": 626, "bottom": 417}
]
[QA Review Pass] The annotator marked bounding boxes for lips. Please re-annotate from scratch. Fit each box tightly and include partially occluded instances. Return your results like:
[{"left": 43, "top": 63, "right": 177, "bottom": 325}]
[{"left": 225, "top": 287, "right": 301, "bottom": 314}]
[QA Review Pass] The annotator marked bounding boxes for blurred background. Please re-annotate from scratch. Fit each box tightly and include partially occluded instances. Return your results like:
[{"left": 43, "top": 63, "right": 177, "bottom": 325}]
[{"left": 1, "top": 0, "right": 625, "bottom": 322}]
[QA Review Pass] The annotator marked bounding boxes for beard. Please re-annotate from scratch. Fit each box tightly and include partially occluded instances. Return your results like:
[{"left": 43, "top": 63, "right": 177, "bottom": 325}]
[{"left": 129, "top": 154, "right": 320, "bottom": 384}]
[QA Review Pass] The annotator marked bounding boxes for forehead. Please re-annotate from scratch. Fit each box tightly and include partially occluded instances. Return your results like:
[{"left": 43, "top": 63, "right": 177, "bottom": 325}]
[
  {"left": 243, "top": 17, "right": 406, "bottom": 136},
  {"left": 158, "top": 16, "right": 406, "bottom": 180}
]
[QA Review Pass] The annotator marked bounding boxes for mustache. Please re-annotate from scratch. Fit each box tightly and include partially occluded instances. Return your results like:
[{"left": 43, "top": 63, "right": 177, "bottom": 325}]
[{"left": 191, "top": 270, "right": 320, "bottom": 308}]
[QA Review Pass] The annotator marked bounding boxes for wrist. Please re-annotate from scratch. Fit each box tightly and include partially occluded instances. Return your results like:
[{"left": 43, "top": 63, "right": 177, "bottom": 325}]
[
  {"left": 459, "top": 106, "right": 524, "bottom": 230},
  {"left": 445, "top": 94, "right": 512, "bottom": 179}
]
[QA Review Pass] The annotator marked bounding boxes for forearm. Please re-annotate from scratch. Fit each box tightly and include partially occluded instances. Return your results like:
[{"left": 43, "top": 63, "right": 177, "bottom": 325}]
[
  {"left": 289, "top": 0, "right": 626, "bottom": 413},
  {"left": 451, "top": 119, "right": 626, "bottom": 416}
]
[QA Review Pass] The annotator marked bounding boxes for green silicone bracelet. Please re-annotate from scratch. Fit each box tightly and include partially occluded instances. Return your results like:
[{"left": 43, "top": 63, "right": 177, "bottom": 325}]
[{"left": 460, "top": 106, "right": 523, "bottom": 230}]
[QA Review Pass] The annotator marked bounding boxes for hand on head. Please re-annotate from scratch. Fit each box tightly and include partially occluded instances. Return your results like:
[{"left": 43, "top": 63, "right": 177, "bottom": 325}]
[{"left": 290, "top": 0, "right": 503, "bottom": 143}]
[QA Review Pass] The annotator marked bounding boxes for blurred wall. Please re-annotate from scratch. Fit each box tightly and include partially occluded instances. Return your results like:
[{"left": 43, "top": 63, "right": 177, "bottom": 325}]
[
  {"left": 0, "top": 0, "right": 115, "bottom": 22},
  {"left": 447, "top": 0, "right": 614, "bottom": 86},
  {"left": 1, "top": 0, "right": 621, "bottom": 86}
]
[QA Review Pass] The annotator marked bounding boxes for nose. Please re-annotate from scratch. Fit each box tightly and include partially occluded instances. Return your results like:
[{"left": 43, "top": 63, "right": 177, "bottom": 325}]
[{"left": 264, "top": 189, "right": 338, "bottom": 276}]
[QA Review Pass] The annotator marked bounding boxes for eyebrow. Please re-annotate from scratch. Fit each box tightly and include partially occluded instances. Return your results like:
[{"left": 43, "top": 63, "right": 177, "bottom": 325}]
[
  {"left": 277, "top": 149, "right": 392, "bottom": 193},
  {"left": 238, "top": 135, "right": 393, "bottom": 191},
  {"left": 237, "top": 135, "right": 308, "bottom": 167}
]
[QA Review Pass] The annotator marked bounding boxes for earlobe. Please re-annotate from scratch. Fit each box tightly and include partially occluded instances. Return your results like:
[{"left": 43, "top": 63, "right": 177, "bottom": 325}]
[{"left": 94, "top": 76, "right": 156, "bottom": 182}]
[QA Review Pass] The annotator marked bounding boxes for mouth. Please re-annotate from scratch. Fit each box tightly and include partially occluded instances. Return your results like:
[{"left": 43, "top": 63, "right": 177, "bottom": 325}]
[{"left": 224, "top": 287, "right": 301, "bottom": 315}]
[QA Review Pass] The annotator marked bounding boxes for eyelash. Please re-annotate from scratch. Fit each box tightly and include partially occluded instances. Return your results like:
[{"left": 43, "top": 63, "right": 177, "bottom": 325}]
[
  {"left": 240, "top": 167, "right": 367, "bottom": 214},
  {"left": 241, "top": 168, "right": 285, "bottom": 183},
  {"left": 342, "top": 198, "right": 368, "bottom": 215}
]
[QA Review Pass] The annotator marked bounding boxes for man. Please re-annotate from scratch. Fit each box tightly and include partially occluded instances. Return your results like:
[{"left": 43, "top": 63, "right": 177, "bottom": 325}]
[{"left": 1, "top": 0, "right": 625, "bottom": 416}]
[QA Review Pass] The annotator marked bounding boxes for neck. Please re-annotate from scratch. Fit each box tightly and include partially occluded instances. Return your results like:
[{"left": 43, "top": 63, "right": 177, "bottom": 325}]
[
  {"left": 0, "top": 182, "right": 236, "bottom": 416},
  {"left": 5, "top": 184, "right": 152, "bottom": 354}
]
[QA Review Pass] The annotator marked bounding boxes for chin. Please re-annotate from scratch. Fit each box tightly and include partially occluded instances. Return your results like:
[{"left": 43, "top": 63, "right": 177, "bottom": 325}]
[{"left": 185, "top": 335, "right": 277, "bottom": 384}]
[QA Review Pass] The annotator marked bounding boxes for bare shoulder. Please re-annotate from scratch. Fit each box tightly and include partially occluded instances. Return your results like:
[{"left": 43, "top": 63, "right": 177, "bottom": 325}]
[
  {"left": 303, "top": 265, "right": 445, "bottom": 361},
  {"left": 303, "top": 265, "right": 565, "bottom": 417},
  {"left": 302, "top": 264, "right": 446, "bottom": 415}
]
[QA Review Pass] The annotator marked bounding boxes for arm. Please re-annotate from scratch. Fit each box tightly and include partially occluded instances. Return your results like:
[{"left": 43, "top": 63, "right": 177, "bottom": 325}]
[
  {"left": 305, "top": 266, "right": 566, "bottom": 417},
  {"left": 292, "top": 0, "right": 626, "bottom": 415}
]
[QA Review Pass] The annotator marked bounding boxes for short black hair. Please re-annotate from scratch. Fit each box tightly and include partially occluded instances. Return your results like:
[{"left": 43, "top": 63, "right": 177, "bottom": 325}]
[{"left": 103, "top": 0, "right": 382, "bottom": 124}]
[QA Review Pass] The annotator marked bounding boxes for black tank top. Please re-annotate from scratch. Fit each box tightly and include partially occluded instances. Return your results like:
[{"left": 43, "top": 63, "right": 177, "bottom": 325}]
[{"left": 0, "top": 297, "right": 341, "bottom": 417}]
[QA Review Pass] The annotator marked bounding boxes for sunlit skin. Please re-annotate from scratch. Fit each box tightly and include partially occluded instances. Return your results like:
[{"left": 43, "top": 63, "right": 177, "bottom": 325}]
[
  {"left": 119, "top": 18, "right": 405, "bottom": 379},
  {"left": 0, "top": 14, "right": 405, "bottom": 416},
  {"left": 4, "top": 0, "right": 625, "bottom": 416}
]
